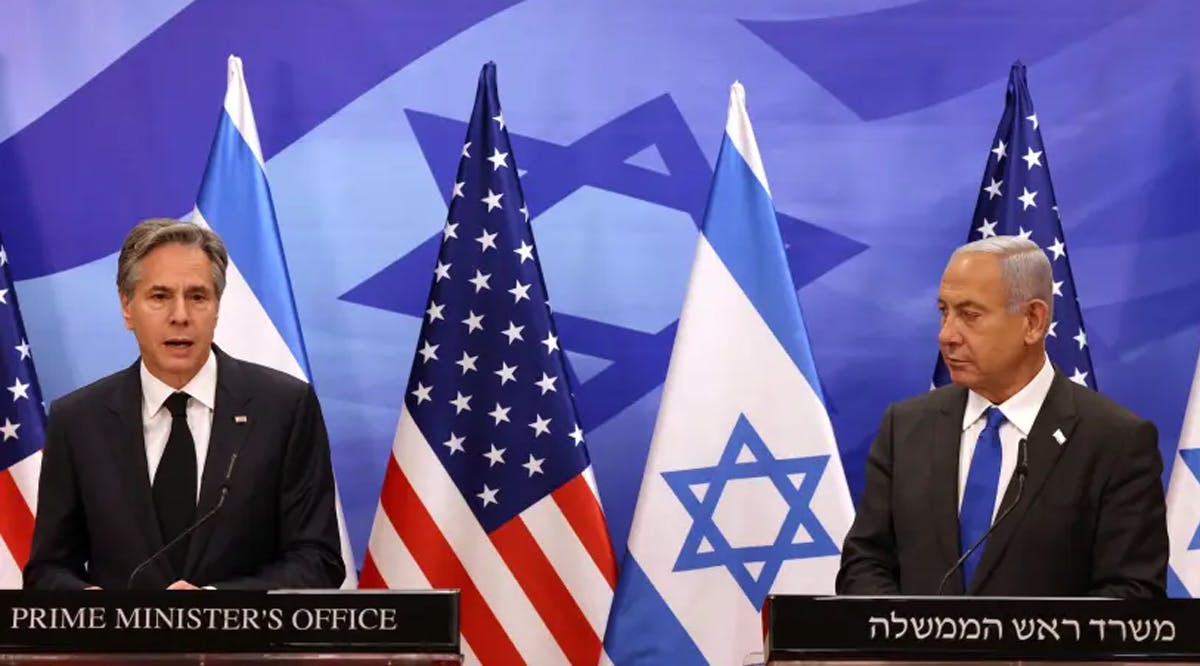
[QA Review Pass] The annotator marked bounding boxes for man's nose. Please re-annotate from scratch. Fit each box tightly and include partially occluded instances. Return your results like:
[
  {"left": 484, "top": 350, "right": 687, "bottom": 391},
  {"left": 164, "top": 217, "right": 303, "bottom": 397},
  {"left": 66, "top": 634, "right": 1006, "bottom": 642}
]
[
  {"left": 938, "top": 317, "right": 961, "bottom": 347},
  {"left": 168, "top": 296, "right": 189, "bottom": 324}
]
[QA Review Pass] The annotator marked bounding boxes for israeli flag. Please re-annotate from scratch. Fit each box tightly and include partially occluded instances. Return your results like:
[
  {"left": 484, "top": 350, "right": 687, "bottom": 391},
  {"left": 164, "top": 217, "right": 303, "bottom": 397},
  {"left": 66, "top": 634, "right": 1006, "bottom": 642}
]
[
  {"left": 1166, "top": 352, "right": 1200, "bottom": 597},
  {"left": 191, "top": 55, "right": 357, "bottom": 587},
  {"left": 603, "top": 83, "right": 854, "bottom": 665}
]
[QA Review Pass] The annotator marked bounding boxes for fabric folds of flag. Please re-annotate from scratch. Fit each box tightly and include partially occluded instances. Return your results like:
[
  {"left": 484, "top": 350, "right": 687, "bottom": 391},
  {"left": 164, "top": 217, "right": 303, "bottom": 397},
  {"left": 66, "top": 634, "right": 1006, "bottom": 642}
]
[
  {"left": 603, "top": 83, "right": 854, "bottom": 666},
  {"left": 358, "top": 62, "right": 616, "bottom": 666},
  {"left": 933, "top": 61, "right": 1096, "bottom": 389},
  {"left": 0, "top": 243, "right": 47, "bottom": 588},
  {"left": 192, "top": 54, "right": 357, "bottom": 587},
  {"left": 1166, "top": 355, "right": 1200, "bottom": 597}
]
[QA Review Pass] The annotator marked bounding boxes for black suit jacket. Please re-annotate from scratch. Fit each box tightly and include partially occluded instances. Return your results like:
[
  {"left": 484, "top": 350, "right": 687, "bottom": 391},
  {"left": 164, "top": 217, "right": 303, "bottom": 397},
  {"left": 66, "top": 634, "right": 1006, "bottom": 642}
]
[
  {"left": 836, "top": 371, "right": 1167, "bottom": 598},
  {"left": 24, "top": 347, "right": 345, "bottom": 590}
]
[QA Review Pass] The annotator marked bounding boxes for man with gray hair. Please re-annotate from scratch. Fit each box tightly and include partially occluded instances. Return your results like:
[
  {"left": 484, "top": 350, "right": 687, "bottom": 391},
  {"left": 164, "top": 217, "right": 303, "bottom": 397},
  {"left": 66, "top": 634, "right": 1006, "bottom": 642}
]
[
  {"left": 25, "top": 218, "right": 344, "bottom": 590},
  {"left": 837, "top": 236, "right": 1167, "bottom": 597}
]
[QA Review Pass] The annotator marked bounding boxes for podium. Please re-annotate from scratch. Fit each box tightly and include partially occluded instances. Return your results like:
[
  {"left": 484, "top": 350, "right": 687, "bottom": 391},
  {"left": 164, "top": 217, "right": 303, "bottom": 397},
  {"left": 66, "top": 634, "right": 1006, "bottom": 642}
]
[
  {"left": 0, "top": 589, "right": 460, "bottom": 663},
  {"left": 764, "top": 595, "right": 1199, "bottom": 665}
]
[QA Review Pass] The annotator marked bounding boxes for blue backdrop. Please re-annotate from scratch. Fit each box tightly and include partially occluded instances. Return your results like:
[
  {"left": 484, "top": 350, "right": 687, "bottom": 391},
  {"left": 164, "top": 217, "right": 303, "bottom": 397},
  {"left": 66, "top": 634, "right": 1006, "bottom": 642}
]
[{"left": 2, "top": 0, "right": 1199, "bottom": 568}]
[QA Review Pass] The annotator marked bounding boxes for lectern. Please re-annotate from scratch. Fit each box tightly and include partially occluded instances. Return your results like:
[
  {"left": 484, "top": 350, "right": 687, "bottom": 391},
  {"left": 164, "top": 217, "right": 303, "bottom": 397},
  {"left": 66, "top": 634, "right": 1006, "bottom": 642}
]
[
  {"left": 0, "top": 589, "right": 459, "bottom": 663},
  {"left": 764, "top": 595, "right": 1197, "bottom": 665}
]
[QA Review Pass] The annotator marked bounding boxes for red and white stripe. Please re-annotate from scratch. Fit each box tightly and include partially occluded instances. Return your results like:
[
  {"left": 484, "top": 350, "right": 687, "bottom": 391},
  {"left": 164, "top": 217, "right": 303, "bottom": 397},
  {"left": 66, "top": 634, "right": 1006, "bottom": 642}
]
[
  {"left": 0, "top": 451, "right": 41, "bottom": 587},
  {"left": 361, "top": 411, "right": 616, "bottom": 666}
]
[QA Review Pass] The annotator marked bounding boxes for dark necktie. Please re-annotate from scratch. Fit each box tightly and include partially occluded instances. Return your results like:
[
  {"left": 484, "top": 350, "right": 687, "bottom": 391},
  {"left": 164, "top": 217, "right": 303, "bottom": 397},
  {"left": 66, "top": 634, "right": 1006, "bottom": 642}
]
[
  {"left": 153, "top": 391, "right": 196, "bottom": 575},
  {"left": 959, "top": 406, "right": 1006, "bottom": 589}
]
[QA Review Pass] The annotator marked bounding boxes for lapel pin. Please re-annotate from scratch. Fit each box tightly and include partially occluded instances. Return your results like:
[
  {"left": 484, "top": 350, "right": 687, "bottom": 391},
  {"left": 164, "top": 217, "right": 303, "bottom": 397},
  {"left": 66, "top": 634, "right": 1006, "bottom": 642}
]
[
  {"left": 1052, "top": 429, "right": 1066, "bottom": 445},
  {"left": 234, "top": 415, "right": 248, "bottom": 424}
]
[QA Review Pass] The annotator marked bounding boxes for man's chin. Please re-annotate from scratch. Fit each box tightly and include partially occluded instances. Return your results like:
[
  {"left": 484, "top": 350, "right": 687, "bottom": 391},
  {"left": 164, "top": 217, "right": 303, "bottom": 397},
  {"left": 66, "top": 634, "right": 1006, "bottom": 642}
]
[
  {"left": 150, "top": 350, "right": 208, "bottom": 384},
  {"left": 160, "top": 342, "right": 211, "bottom": 361},
  {"left": 164, "top": 356, "right": 198, "bottom": 368},
  {"left": 946, "top": 367, "right": 977, "bottom": 389}
]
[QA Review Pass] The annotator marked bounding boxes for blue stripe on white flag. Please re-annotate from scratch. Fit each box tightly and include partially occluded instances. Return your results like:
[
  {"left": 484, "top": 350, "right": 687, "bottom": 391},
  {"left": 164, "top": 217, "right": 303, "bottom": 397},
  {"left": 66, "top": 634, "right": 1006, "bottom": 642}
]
[
  {"left": 604, "top": 556, "right": 707, "bottom": 665},
  {"left": 606, "top": 82, "right": 850, "bottom": 665},
  {"left": 196, "top": 110, "right": 310, "bottom": 376},
  {"left": 701, "top": 134, "right": 826, "bottom": 403}
]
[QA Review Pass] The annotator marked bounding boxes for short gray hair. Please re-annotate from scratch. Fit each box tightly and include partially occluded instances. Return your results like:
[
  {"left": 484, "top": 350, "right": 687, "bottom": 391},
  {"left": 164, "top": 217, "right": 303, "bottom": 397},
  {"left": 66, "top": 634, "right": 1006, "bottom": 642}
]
[
  {"left": 117, "top": 218, "right": 229, "bottom": 300},
  {"left": 951, "top": 236, "right": 1053, "bottom": 320}
]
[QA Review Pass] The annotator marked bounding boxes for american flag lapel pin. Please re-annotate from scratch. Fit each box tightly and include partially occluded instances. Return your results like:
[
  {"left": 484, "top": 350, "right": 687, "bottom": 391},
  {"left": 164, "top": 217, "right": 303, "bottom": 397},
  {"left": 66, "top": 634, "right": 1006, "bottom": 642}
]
[{"left": 234, "top": 415, "right": 248, "bottom": 424}]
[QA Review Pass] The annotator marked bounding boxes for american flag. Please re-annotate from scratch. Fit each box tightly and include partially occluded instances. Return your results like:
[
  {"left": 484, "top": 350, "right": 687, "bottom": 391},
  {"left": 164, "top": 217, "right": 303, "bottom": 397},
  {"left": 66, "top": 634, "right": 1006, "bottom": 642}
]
[
  {"left": 359, "top": 63, "right": 617, "bottom": 665},
  {"left": 0, "top": 240, "right": 47, "bottom": 587},
  {"left": 934, "top": 61, "right": 1096, "bottom": 389}
]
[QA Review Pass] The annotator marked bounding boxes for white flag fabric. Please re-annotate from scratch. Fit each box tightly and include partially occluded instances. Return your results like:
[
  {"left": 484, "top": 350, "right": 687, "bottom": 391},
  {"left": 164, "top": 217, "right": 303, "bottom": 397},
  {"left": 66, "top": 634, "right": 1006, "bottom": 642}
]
[
  {"left": 1166, "top": 353, "right": 1200, "bottom": 596},
  {"left": 604, "top": 82, "right": 854, "bottom": 665},
  {"left": 192, "top": 55, "right": 357, "bottom": 587}
]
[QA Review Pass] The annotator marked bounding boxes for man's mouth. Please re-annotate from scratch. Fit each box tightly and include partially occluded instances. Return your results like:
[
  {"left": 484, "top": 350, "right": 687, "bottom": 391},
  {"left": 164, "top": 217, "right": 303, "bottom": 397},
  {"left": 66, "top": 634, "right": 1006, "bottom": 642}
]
[{"left": 164, "top": 339, "right": 193, "bottom": 350}]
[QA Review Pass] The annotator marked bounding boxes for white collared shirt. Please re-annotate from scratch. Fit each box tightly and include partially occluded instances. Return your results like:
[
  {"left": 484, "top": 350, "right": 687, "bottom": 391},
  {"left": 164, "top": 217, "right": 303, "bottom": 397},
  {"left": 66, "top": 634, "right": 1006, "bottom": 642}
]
[
  {"left": 958, "top": 354, "right": 1055, "bottom": 521},
  {"left": 140, "top": 350, "right": 217, "bottom": 503}
]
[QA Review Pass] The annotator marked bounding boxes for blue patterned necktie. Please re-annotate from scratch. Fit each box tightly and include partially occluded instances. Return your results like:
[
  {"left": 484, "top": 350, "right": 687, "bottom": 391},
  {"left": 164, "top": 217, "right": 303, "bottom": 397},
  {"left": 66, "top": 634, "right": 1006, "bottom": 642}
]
[{"left": 959, "top": 406, "right": 1006, "bottom": 589}]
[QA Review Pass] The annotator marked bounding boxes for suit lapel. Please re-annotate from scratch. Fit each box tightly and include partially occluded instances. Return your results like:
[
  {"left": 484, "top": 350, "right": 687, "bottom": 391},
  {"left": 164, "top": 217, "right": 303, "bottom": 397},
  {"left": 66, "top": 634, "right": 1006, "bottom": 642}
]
[
  {"left": 104, "top": 360, "right": 170, "bottom": 583},
  {"left": 930, "top": 385, "right": 967, "bottom": 591},
  {"left": 967, "top": 372, "right": 1080, "bottom": 593},
  {"left": 183, "top": 348, "right": 252, "bottom": 576}
]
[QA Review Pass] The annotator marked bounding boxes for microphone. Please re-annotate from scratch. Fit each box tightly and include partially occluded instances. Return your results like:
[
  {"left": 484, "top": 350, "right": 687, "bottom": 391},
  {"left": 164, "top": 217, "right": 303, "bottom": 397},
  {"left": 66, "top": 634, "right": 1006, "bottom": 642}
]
[
  {"left": 937, "top": 438, "right": 1029, "bottom": 595},
  {"left": 127, "top": 452, "right": 239, "bottom": 589}
]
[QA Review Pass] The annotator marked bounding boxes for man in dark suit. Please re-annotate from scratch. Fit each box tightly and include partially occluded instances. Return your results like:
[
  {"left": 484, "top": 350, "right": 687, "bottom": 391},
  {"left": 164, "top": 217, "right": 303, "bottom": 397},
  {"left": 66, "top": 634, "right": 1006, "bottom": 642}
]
[
  {"left": 25, "top": 218, "right": 344, "bottom": 590},
  {"left": 837, "top": 236, "right": 1167, "bottom": 598}
]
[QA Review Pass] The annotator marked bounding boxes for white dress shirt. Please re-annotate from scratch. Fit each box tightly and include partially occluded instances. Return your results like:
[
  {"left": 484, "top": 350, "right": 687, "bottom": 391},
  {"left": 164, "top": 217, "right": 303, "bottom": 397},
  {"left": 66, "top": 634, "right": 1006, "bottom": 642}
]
[
  {"left": 141, "top": 350, "right": 217, "bottom": 503},
  {"left": 957, "top": 354, "right": 1054, "bottom": 522}
]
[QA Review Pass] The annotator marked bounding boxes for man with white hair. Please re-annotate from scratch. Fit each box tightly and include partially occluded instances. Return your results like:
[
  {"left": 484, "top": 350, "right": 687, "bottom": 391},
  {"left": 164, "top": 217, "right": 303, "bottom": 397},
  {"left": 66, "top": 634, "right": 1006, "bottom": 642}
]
[{"left": 837, "top": 236, "right": 1167, "bottom": 597}]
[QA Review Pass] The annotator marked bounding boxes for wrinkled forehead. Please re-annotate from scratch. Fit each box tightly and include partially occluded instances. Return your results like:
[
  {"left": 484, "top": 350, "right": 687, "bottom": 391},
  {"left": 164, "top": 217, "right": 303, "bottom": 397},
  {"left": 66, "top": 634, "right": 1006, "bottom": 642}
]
[
  {"left": 134, "top": 244, "right": 217, "bottom": 292},
  {"left": 938, "top": 253, "right": 1008, "bottom": 306},
  {"left": 141, "top": 279, "right": 215, "bottom": 294}
]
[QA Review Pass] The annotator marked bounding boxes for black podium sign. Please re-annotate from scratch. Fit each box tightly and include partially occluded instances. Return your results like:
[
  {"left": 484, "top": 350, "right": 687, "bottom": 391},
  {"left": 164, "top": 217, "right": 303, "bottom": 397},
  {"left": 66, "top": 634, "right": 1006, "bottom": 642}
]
[
  {"left": 0, "top": 590, "right": 458, "bottom": 654},
  {"left": 766, "top": 595, "right": 1194, "bottom": 662}
]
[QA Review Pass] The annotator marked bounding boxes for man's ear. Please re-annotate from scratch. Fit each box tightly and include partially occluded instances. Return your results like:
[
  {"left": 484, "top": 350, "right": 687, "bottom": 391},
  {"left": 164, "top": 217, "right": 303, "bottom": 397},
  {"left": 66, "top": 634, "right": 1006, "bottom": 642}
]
[
  {"left": 1024, "top": 298, "right": 1051, "bottom": 344},
  {"left": 120, "top": 292, "right": 134, "bottom": 331}
]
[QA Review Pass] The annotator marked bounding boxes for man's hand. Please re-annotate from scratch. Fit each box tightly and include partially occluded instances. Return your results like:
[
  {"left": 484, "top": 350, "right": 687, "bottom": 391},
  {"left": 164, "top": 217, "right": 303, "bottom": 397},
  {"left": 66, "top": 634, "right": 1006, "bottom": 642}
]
[{"left": 167, "top": 580, "right": 199, "bottom": 590}]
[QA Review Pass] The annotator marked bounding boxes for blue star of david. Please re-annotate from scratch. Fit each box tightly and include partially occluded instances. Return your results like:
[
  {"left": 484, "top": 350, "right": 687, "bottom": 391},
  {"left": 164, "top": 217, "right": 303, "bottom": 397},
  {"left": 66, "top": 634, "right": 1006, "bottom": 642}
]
[
  {"left": 341, "top": 96, "right": 866, "bottom": 427},
  {"left": 1179, "top": 448, "right": 1200, "bottom": 549},
  {"left": 661, "top": 414, "right": 839, "bottom": 608}
]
